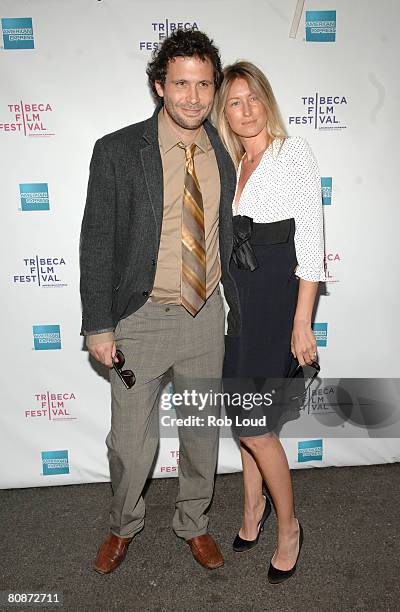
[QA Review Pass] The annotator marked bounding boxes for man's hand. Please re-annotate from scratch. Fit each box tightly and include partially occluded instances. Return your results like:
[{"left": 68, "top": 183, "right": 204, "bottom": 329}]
[{"left": 85, "top": 332, "right": 116, "bottom": 368}]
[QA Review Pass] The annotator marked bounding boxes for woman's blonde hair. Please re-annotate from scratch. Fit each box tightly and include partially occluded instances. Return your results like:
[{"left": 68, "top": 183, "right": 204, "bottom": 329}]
[{"left": 214, "top": 61, "right": 287, "bottom": 166}]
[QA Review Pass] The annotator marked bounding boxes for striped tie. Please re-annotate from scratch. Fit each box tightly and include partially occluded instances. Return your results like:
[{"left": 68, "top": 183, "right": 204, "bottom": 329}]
[{"left": 178, "top": 142, "right": 206, "bottom": 316}]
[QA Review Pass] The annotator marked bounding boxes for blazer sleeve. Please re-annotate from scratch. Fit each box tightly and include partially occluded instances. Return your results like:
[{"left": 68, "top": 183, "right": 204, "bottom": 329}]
[{"left": 79, "top": 138, "right": 116, "bottom": 334}]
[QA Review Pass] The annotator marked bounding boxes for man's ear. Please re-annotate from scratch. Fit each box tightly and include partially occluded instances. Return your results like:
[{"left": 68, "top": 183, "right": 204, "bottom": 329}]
[{"left": 154, "top": 81, "right": 164, "bottom": 98}]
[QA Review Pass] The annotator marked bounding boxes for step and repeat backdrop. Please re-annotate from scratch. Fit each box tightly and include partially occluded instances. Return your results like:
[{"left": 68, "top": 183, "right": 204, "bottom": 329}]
[{"left": 1, "top": 0, "right": 399, "bottom": 488}]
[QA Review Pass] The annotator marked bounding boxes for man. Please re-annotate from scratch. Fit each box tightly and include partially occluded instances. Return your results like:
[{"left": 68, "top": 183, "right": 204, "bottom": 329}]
[{"left": 80, "top": 29, "right": 240, "bottom": 574}]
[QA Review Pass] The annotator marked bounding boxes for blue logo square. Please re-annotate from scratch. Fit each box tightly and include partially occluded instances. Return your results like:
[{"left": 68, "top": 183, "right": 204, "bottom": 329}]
[
  {"left": 306, "top": 11, "right": 336, "bottom": 42},
  {"left": 42, "top": 450, "right": 69, "bottom": 475},
  {"left": 313, "top": 322, "right": 328, "bottom": 347},
  {"left": 321, "top": 177, "right": 332, "bottom": 205},
  {"left": 160, "top": 381, "right": 176, "bottom": 410},
  {"left": 33, "top": 325, "right": 61, "bottom": 350},
  {"left": 19, "top": 183, "right": 49, "bottom": 211},
  {"left": 298, "top": 439, "right": 323, "bottom": 462},
  {"left": 2, "top": 18, "right": 34, "bottom": 49}
]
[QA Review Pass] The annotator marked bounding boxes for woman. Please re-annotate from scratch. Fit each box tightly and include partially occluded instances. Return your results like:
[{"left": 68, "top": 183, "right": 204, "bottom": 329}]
[{"left": 215, "top": 62, "right": 325, "bottom": 583}]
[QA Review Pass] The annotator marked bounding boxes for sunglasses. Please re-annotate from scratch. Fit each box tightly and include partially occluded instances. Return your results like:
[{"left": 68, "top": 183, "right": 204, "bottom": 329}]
[
  {"left": 289, "top": 361, "right": 320, "bottom": 402},
  {"left": 113, "top": 349, "right": 136, "bottom": 389}
]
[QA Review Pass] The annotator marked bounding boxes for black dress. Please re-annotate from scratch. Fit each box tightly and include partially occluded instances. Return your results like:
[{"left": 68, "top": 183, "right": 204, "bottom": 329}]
[{"left": 223, "top": 215, "right": 302, "bottom": 437}]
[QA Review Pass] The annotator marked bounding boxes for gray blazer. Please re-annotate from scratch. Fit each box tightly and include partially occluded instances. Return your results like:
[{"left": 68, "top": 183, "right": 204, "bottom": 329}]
[{"left": 80, "top": 107, "right": 241, "bottom": 337}]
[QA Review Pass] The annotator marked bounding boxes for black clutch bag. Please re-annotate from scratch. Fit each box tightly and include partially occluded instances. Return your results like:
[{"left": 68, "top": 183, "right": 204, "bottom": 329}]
[{"left": 288, "top": 361, "right": 320, "bottom": 403}]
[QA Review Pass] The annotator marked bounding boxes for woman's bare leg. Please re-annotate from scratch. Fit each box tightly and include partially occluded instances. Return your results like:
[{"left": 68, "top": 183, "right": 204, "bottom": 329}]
[
  {"left": 237, "top": 442, "right": 266, "bottom": 540},
  {"left": 240, "top": 433, "right": 300, "bottom": 570}
]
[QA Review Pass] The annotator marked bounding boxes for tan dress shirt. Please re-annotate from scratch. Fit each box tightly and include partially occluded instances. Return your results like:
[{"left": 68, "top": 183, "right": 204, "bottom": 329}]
[{"left": 151, "top": 108, "right": 220, "bottom": 302}]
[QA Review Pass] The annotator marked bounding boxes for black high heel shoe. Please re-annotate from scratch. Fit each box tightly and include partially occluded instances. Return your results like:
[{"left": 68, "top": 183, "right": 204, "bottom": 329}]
[
  {"left": 233, "top": 494, "right": 272, "bottom": 552},
  {"left": 267, "top": 521, "right": 304, "bottom": 584}
]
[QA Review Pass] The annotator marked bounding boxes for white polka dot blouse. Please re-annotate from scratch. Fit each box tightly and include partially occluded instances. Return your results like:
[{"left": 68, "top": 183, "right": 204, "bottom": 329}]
[{"left": 234, "top": 136, "right": 326, "bottom": 282}]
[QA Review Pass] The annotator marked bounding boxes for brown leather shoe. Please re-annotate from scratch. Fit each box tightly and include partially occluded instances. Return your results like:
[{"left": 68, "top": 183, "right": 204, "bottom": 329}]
[
  {"left": 186, "top": 534, "right": 224, "bottom": 569},
  {"left": 93, "top": 533, "right": 133, "bottom": 574}
]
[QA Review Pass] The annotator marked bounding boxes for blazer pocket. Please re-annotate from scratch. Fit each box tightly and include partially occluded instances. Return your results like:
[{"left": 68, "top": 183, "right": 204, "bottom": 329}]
[
  {"left": 112, "top": 278, "right": 122, "bottom": 311},
  {"left": 113, "top": 276, "right": 122, "bottom": 291}
]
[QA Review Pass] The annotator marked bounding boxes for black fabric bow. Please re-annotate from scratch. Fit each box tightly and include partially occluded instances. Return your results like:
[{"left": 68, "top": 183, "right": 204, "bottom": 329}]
[{"left": 231, "top": 215, "right": 259, "bottom": 271}]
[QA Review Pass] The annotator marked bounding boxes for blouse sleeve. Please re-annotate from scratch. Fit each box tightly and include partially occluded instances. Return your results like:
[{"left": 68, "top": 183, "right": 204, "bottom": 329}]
[{"left": 288, "top": 137, "right": 326, "bottom": 282}]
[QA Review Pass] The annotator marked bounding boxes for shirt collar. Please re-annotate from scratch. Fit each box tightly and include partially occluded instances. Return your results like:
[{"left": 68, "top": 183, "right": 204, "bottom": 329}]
[
  {"left": 158, "top": 108, "right": 211, "bottom": 154},
  {"left": 271, "top": 137, "right": 284, "bottom": 160}
]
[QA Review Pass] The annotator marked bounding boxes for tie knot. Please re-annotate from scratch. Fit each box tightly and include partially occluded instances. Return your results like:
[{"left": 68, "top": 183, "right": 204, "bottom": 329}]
[{"left": 178, "top": 141, "right": 196, "bottom": 162}]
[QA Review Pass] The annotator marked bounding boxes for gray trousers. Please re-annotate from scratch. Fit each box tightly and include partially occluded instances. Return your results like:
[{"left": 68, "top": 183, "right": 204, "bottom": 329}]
[{"left": 106, "top": 288, "right": 225, "bottom": 540}]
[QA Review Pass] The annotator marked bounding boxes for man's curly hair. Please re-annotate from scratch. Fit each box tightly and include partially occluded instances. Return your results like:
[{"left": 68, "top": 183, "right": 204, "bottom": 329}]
[{"left": 146, "top": 29, "right": 223, "bottom": 101}]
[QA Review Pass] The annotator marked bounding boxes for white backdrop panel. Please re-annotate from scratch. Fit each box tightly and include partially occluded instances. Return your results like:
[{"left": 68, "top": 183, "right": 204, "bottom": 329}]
[{"left": 0, "top": 0, "right": 399, "bottom": 488}]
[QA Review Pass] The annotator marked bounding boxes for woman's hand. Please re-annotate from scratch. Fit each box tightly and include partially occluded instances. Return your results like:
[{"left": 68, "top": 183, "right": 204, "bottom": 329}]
[{"left": 291, "top": 319, "right": 317, "bottom": 366}]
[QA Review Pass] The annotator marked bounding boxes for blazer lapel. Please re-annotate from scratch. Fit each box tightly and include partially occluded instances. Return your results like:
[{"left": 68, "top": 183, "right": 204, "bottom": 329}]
[
  {"left": 140, "top": 108, "right": 164, "bottom": 239},
  {"left": 204, "top": 121, "right": 235, "bottom": 262},
  {"left": 204, "top": 121, "right": 235, "bottom": 214}
]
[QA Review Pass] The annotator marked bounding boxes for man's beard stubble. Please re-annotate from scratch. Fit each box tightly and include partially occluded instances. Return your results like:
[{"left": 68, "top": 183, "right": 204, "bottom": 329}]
[{"left": 163, "top": 99, "right": 211, "bottom": 131}]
